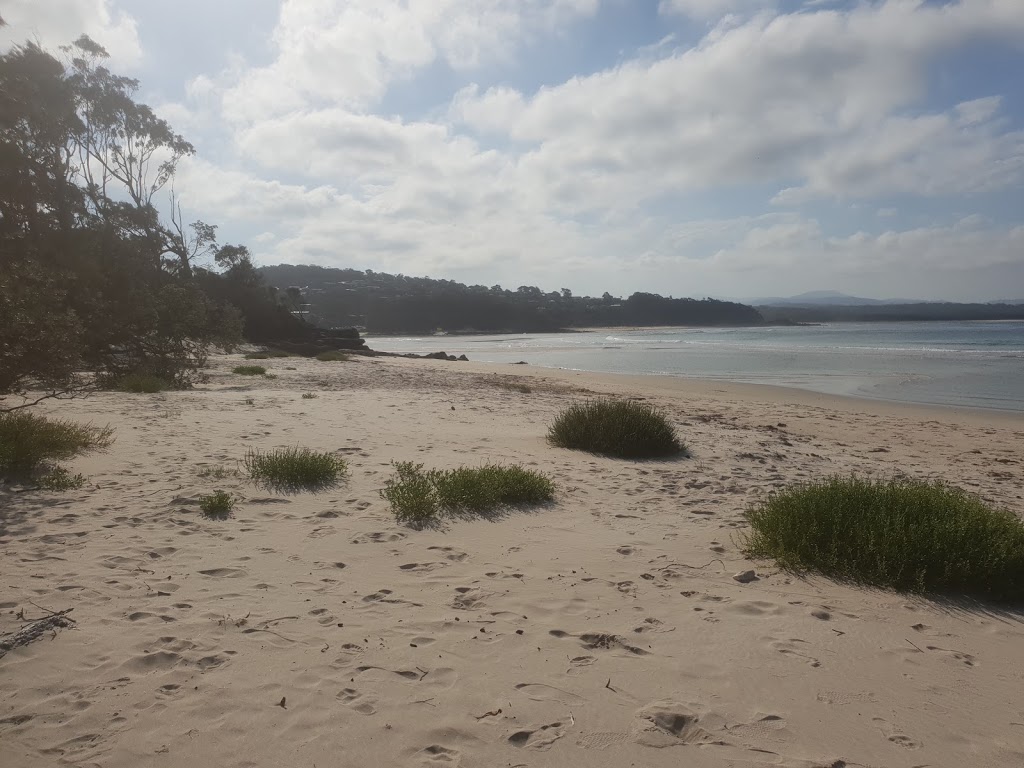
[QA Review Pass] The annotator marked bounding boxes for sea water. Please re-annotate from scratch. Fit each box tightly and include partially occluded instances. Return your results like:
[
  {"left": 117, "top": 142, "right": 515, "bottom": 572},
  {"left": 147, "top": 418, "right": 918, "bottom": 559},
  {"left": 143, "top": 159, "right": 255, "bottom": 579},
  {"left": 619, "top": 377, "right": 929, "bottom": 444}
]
[{"left": 368, "top": 321, "right": 1024, "bottom": 412}]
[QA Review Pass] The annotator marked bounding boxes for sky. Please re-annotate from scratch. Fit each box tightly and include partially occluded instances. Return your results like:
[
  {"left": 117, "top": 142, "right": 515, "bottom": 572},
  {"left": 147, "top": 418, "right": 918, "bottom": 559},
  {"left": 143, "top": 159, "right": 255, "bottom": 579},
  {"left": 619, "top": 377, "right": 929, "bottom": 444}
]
[{"left": 3, "top": 0, "right": 1024, "bottom": 301}]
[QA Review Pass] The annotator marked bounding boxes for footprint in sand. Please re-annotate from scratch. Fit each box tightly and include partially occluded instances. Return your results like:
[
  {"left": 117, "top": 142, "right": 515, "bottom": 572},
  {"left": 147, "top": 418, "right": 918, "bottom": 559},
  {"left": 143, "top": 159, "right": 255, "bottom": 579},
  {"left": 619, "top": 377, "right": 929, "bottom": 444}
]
[
  {"left": 427, "top": 545, "right": 468, "bottom": 562},
  {"left": 507, "top": 721, "right": 567, "bottom": 750},
  {"left": 451, "top": 587, "right": 488, "bottom": 610},
  {"left": 926, "top": 645, "right": 977, "bottom": 667},
  {"left": 550, "top": 629, "right": 649, "bottom": 656},
  {"left": 337, "top": 687, "right": 377, "bottom": 715},
  {"left": 352, "top": 531, "right": 406, "bottom": 544},
  {"left": 399, "top": 562, "right": 446, "bottom": 573},
  {"left": 872, "top": 717, "right": 921, "bottom": 749},
  {"left": 771, "top": 639, "right": 821, "bottom": 668},
  {"left": 417, "top": 744, "right": 460, "bottom": 764},
  {"left": 198, "top": 567, "right": 247, "bottom": 578},
  {"left": 514, "top": 683, "right": 586, "bottom": 705}
]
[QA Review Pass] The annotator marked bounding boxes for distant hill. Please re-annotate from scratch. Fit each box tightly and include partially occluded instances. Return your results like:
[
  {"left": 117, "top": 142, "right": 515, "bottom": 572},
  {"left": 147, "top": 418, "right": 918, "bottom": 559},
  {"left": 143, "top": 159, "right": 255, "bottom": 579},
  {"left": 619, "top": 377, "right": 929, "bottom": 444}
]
[
  {"left": 749, "top": 290, "right": 927, "bottom": 307},
  {"left": 259, "top": 264, "right": 764, "bottom": 334}
]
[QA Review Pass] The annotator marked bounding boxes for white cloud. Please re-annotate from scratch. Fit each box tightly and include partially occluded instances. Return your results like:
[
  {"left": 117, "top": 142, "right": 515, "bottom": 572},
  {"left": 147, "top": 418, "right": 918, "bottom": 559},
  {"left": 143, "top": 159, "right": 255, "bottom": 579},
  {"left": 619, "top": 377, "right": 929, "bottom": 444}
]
[
  {"left": 0, "top": 0, "right": 141, "bottom": 67},
  {"left": 659, "top": 0, "right": 774, "bottom": 20},
  {"left": 218, "top": 0, "right": 600, "bottom": 123}
]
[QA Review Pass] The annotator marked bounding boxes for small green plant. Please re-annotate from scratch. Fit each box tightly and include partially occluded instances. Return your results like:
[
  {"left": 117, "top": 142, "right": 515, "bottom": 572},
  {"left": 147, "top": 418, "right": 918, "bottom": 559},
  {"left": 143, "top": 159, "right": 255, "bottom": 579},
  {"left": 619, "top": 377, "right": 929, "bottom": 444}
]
[
  {"left": 315, "top": 350, "right": 350, "bottom": 362},
  {"left": 381, "top": 461, "right": 555, "bottom": 527},
  {"left": 548, "top": 399, "right": 686, "bottom": 459},
  {"left": 301, "top": 392, "right": 318, "bottom": 399},
  {"left": 265, "top": 349, "right": 292, "bottom": 358},
  {"left": 37, "top": 467, "right": 86, "bottom": 491},
  {"left": 243, "top": 447, "right": 347, "bottom": 492},
  {"left": 116, "top": 373, "right": 172, "bottom": 393},
  {"left": 264, "top": 373, "right": 278, "bottom": 380},
  {"left": 199, "top": 490, "right": 235, "bottom": 518},
  {"left": 244, "top": 352, "right": 270, "bottom": 360},
  {"left": 745, "top": 476, "right": 1024, "bottom": 602},
  {"left": 197, "top": 465, "right": 232, "bottom": 480},
  {"left": 244, "top": 397, "right": 255, "bottom": 406},
  {"left": 0, "top": 411, "right": 114, "bottom": 475},
  {"left": 233, "top": 365, "right": 267, "bottom": 376}
]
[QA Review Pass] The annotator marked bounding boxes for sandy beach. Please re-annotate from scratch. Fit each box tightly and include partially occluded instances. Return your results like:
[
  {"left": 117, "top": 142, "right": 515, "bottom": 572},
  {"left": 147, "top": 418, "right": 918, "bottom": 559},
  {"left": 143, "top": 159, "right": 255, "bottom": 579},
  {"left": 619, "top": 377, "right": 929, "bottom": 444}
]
[{"left": 2, "top": 355, "right": 1023, "bottom": 768}]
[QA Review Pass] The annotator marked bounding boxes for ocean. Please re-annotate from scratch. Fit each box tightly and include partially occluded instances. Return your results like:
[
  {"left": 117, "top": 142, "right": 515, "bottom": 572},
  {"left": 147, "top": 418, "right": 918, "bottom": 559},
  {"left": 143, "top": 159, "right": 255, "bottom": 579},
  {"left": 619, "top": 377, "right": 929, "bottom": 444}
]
[{"left": 367, "top": 321, "right": 1024, "bottom": 412}]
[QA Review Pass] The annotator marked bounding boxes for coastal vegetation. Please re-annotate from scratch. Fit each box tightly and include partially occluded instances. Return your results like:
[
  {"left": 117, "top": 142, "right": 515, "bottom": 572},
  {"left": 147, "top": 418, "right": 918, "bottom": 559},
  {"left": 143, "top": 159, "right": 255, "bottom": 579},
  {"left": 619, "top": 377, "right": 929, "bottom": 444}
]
[
  {"left": 115, "top": 374, "right": 173, "bottom": 394},
  {"left": 315, "top": 351, "right": 350, "bottom": 362},
  {"left": 0, "top": 411, "right": 113, "bottom": 484},
  {"left": 548, "top": 399, "right": 687, "bottom": 459},
  {"left": 745, "top": 476, "right": 1024, "bottom": 601},
  {"left": 232, "top": 365, "right": 267, "bottom": 376},
  {"left": 199, "top": 490, "right": 235, "bottom": 519},
  {"left": 259, "top": 264, "right": 765, "bottom": 334},
  {"left": 382, "top": 461, "right": 556, "bottom": 526},
  {"left": 243, "top": 447, "right": 347, "bottom": 492},
  {"left": 0, "top": 36, "right": 325, "bottom": 412}
]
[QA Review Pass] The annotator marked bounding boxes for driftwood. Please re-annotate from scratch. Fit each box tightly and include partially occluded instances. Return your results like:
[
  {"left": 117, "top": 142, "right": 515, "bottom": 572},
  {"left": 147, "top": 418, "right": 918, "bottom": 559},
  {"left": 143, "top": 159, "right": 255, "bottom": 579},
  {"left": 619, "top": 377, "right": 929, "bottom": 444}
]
[{"left": 0, "top": 608, "right": 75, "bottom": 659}]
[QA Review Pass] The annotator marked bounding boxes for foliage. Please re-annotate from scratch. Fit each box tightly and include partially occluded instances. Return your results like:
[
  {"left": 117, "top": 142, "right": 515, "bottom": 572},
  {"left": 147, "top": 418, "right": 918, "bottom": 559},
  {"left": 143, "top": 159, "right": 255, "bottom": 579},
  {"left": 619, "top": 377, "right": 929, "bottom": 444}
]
[
  {"left": 301, "top": 392, "right": 318, "bottom": 399},
  {"left": 243, "top": 447, "right": 347, "bottom": 492},
  {"left": 197, "top": 465, "right": 232, "bottom": 480},
  {"left": 547, "top": 399, "right": 686, "bottom": 459},
  {"left": 232, "top": 365, "right": 266, "bottom": 376},
  {"left": 315, "top": 350, "right": 350, "bottom": 362},
  {"left": 115, "top": 373, "right": 172, "bottom": 393},
  {"left": 199, "top": 490, "right": 235, "bottom": 519},
  {"left": 259, "top": 264, "right": 765, "bottom": 334},
  {"left": 381, "top": 461, "right": 555, "bottom": 527},
  {"left": 37, "top": 467, "right": 86, "bottom": 491},
  {"left": 744, "top": 476, "right": 1024, "bottom": 601},
  {"left": 244, "top": 353, "right": 270, "bottom": 360},
  {"left": 0, "top": 411, "right": 113, "bottom": 475}
]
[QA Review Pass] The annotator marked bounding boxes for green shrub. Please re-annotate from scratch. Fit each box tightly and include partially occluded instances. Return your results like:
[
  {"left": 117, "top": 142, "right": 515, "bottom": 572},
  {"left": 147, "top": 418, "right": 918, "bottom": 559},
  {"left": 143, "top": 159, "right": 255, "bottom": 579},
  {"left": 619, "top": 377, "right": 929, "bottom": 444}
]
[
  {"left": 116, "top": 373, "right": 172, "bottom": 393},
  {"left": 243, "top": 447, "right": 347, "bottom": 492},
  {"left": 315, "top": 350, "right": 349, "bottom": 362},
  {"left": 381, "top": 461, "right": 555, "bottom": 526},
  {"left": 233, "top": 365, "right": 266, "bottom": 376},
  {"left": 265, "top": 349, "right": 292, "bottom": 358},
  {"left": 745, "top": 476, "right": 1024, "bottom": 601},
  {"left": 37, "top": 467, "right": 86, "bottom": 491},
  {"left": 301, "top": 392, "right": 318, "bottom": 399},
  {"left": 0, "top": 411, "right": 114, "bottom": 475},
  {"left": 197, "top": 465, "right": 232, "bottom": 480},
  {"left": 547, "top": 399, "right": 686, "bottom": 459},
  {"left": 244, "top": 352, "right": 270, "bottom": 360},
  {"left": 199, "top": 490, "right": 235, "bottom": 518}
]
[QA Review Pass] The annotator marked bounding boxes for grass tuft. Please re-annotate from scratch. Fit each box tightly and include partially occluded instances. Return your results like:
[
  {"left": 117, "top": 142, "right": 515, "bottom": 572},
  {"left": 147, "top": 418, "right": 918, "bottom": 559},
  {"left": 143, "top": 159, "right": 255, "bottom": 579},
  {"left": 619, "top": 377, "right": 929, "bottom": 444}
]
[
  {"left": 37, "top": 467, "right": 86, "bottom": 491},
  {"left": 744, "top": 475, "right": 1024, "bottom": 602},
  {"left": 301, "top": 392, "right": 318, "bottom": 399},
  {"left": 116, "top": 373, "right": 172, "bottom": 393},
  {"left": 244, "top": 352, "right": 270, "bottom": 360},
  {"left": 547, "top": 399, "right": 687, "bottom": 459},
  {"left": 381, "top": 461, "right": 555, "bottom": 527},
  {"left": 199, "top": 490, "right": 235, "bottom": 519},
  {"left": 243, "top": 447, "right": 347, "bottom": 492},
  {"left": 233, "top": 365, "right": 266, "bottom": 376},
  {"left": 315, "top": 350, "right": 350, "bottom": 362},
  {"left": 197, "top": 465, "right": 232, "bottom": 480},
  {"left": 0, "top": 411, "right": 114, "bottom": 475}
]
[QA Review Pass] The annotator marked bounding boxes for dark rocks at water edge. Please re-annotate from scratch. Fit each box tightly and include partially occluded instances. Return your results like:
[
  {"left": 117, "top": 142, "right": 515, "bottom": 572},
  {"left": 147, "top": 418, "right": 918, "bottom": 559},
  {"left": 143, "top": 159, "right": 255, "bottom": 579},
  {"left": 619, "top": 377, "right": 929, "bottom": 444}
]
[{"left": 271, "top": 327, "right": 367, "bottom": 356}]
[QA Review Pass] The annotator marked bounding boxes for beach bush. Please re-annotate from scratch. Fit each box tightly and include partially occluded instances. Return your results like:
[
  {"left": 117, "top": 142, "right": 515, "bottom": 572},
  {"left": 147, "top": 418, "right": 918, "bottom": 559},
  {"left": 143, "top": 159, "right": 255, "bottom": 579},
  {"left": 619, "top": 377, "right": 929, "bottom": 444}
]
[
  {"left": 244, "top": 352, "right": 270, "bottom": 360},
  {"left": 315, "top": 350, "right": 350, "bottom": 362},
  {"left": 199, "top": 490, "right": 235, "bottom": 518},
  {"left": 37, "top": 467, "right": 86, "bottom": 491},
  {"left": 243, "top": 447, "right": 347, "bottom": 492},
  {"left": 382, "top": 461, "right": 555, "bottom": 526},
  {"left": 0, "top": 411, "right": 114, "bottom": 475},
  {"left": 547, "top": 399, "right": 686, "bottom": 459},
  {"left": 115, "top": 373, "right": 172, "bottom": 393},
  {"left": 233, "top": 365, "right": 266, "bottom": 376},
  {"left": 745, "top": 476, "right": 1024, "bottom": 601},
  {"left": 301, "top": 392, "right": 318, "bottom": 399}
]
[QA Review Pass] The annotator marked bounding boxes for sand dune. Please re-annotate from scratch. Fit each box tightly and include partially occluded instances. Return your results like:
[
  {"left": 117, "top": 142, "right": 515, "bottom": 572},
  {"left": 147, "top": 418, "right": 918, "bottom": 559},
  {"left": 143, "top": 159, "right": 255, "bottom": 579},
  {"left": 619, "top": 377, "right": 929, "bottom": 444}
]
[{"left": 2, "top": 355, "right": 1023, "bottom": 767}]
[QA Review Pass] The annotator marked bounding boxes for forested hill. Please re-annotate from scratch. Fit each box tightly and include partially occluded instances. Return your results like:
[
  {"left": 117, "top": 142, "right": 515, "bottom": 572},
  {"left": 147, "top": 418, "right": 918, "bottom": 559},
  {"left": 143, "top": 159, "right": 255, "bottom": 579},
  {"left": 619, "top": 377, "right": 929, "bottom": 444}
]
[{"left": 259, "top": 265, "right": 765, "bottom": 333}]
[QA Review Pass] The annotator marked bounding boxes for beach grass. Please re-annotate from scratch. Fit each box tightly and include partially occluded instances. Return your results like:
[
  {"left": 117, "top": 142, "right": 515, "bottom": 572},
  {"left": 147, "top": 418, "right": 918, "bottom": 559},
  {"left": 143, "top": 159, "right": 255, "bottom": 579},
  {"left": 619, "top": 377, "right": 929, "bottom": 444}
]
[
  {"left": 548, "top": 399, "right": 687, "bottom": 459},
  {"left": 315, "top": 350, "right": 350, "bottom": 362},
  {"left": 0, "top": 411, "right": 114, "bottom": 475},
  {"left": 233, "top": 365, "right": 267, "bottom": 376},
  {"left": 115, "top": 373, "right": 172, "bottom": 393},
  {"left": 382, "top": 461, "right": 555, "bottom": 526},
  {"left": 244, "top": 352, "right": 270, "bottom": 360},
  {"left": 744, "top": 475, "right": 1024, "bottom": 601},
  {"left": 37, "top": 467, "right": 87, "bottom": 491},
  {"left": 243, "top": 446, "right": 347, "bottom": 492},
  {"left": 199, "top": 490, "right": 235, "bottom": 518},
  {"left": 301, "top": 392, "right": 318, "bottom": 399}
]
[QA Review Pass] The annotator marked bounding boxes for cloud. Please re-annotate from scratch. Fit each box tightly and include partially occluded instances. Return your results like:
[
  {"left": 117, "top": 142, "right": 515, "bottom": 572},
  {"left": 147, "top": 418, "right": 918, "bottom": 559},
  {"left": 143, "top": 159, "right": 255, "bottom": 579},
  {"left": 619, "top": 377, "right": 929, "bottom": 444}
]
[
  {"left": 0, "top": 0, "right": 141, "bottom": 68},
  {"left": 218, "top": 0, "right": 600, "bottom": 123},
  {"left": 659, "top": 0, "right": 775, "bottom": 20}
]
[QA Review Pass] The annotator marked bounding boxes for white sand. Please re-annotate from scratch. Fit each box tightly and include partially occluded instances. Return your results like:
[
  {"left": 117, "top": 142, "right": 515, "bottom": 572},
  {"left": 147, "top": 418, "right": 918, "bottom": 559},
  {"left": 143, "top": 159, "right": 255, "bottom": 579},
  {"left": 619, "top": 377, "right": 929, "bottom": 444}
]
[{"left": 2, "top": 355, "right": 1023, "bottom": 767}]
